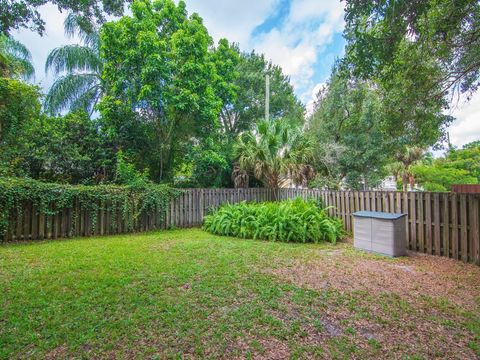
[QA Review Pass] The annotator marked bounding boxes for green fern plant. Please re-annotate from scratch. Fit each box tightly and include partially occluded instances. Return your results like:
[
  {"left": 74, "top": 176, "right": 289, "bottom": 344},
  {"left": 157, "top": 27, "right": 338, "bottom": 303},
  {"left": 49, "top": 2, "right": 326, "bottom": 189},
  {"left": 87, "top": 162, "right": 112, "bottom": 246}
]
[{"left": 203, "top": 197, "right": 343, "bottom": 244}]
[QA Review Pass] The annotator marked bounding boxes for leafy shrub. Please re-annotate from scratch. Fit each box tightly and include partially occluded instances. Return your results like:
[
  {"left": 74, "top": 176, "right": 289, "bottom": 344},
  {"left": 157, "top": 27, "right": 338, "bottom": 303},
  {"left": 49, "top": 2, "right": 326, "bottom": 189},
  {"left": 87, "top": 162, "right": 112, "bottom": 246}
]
[
  {"left": 115, "top": 150, "right": 149, "bottom": 186},
  {"left": 203, "top": 197, "right": 343, "bottom": 243}
]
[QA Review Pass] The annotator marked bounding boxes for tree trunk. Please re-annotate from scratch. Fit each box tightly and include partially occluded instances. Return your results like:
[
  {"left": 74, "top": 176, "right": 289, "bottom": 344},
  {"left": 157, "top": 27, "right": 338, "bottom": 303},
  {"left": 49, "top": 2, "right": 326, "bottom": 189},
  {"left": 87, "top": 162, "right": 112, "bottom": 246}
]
[{"left": 402, "top": 174, "right": 409, "bottom": 192}]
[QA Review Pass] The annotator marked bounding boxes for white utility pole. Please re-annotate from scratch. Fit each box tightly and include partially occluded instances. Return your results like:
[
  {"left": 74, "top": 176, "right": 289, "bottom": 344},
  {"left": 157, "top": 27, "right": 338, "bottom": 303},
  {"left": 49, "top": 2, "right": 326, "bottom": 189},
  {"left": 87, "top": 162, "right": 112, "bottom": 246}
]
[{"left": 265, "top": 74, "right": 270, "bottom": 121}]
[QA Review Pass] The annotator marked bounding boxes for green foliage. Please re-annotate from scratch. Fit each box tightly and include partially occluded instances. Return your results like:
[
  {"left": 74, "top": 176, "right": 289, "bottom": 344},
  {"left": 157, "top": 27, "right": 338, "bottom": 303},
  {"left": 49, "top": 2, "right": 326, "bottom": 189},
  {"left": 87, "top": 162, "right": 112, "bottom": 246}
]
[
  {"left": 412, "top": 141, "right": 480, "bottom": 191},
  {"left": 1, "top": 108, "right": 113, "bottom": 184},
  {"left": 308, "top": 56, "right": 452, "bottom": 190},
  {"left": 2, "top": 1, "right": 305, "bottom": 188},
  {"left": 115, "top": 150, "right": 149, "bottom": 186},
  {"left": 0, "top": 0, "right": 128, "bottom": 36},
  {"left": 413, "top": 166, "right": 476, "bottom": 192},
  {"left": 0, "top": 177, "right": 180, "bottom": 237},
  {"left": 307, "top": 71, "right": 388, "bottom": 189},
  {"left": 235, "top": 118, "right": 314, "bottom": 190},
  {"left": 0, "top": 78, "right": 41, "bottom": 174},
  {"left": 175, "top": 137, "right": 232, "bottom": 188},
  {"left": 444, "top": 141, "right": 480, "bottom": 181},
  {"left": 0, "top": 34, "right": 34, "bottom": 79},
  {"left": 203, "top": 198, "right": 343, "bottom": 244},
  {"left": 344, "top": 0, "right": 480, "bottom": 98},
  {"left": 341, "top": 1, "right": 461, "bottom": 154},
  {"left": 99, "top": 0, "right": 224, "bottom": 182}
]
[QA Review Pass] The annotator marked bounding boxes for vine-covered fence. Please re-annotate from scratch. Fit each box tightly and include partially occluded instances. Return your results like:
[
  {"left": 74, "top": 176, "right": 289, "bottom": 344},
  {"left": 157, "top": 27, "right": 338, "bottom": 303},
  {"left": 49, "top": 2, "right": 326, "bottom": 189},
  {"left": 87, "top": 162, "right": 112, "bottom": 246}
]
[{"left": 3, "top": 187, "right": 479, "bottom": 265}]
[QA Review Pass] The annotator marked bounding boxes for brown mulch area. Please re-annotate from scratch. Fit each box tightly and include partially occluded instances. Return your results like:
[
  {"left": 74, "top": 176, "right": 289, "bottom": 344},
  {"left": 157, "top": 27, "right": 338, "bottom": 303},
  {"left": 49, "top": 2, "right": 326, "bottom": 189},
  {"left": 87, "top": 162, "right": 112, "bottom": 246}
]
[
  {"left": 260, "top": 242, "right": 480, "bottom": 359},
  {"left": 270, "top": 245, "right": 480, "bottom": 311}
]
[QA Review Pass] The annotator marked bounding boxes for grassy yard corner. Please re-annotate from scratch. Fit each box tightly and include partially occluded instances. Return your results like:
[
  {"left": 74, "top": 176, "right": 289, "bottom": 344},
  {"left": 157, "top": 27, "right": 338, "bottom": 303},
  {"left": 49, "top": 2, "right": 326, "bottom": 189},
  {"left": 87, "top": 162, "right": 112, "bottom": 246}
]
[{"left": 1, "top": 228, "right": 479, "bottom": 359}]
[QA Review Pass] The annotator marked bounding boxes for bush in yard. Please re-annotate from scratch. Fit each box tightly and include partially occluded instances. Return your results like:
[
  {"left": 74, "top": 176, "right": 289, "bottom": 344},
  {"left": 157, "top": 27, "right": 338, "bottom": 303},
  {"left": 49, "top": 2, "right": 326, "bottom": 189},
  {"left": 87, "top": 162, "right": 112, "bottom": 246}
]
[{"left": 203, "top": 197, "right": 343, "bottom": 243}]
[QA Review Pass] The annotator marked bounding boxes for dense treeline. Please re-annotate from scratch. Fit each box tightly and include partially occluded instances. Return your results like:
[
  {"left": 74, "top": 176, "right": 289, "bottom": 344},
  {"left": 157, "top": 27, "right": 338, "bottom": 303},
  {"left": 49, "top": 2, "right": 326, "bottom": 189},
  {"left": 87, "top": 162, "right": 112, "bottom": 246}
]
[
  {"left": 1, "top": 0, "right": 479, "bottom": 190},
  {"left": 0, "top": 0, "right": 303, "bottom": 187}
]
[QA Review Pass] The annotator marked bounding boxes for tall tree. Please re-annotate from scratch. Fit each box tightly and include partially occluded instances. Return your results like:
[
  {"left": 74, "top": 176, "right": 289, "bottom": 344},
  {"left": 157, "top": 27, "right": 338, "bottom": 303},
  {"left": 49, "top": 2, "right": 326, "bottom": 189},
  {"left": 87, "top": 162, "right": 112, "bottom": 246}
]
[
  {"left": 308, "top": 70, "right": 390, "bottom": 189},
  {"left": 343, "top": 0, "right": 465, "bottom": 149},
  {"left": 0, "top": 34, "right": 34, "bottom": 79},
  {"left": 99, "top": 0, "right": 224, "bottom": 182},
  {"left": 44, "top": 14, "right": 102, "bottom": 115}
]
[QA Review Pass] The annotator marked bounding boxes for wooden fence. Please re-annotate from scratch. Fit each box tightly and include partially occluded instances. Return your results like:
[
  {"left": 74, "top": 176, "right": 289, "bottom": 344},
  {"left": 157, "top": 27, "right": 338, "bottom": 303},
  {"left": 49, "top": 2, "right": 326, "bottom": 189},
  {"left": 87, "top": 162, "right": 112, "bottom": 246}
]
[{"left": 3, "top": 188, "right": 480, "bottom": 265}]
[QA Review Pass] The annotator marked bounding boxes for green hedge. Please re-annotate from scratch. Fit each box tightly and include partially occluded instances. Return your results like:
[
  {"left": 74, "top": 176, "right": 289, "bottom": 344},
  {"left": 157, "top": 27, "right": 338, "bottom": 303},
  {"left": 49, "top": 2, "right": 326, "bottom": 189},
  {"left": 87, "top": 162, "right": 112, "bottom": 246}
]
[
  {"left": 203, "top": 198, "right": 343, "bottom": 243},
  {"left": 0, "top": 177, "right": 181, "bottom": 236}
]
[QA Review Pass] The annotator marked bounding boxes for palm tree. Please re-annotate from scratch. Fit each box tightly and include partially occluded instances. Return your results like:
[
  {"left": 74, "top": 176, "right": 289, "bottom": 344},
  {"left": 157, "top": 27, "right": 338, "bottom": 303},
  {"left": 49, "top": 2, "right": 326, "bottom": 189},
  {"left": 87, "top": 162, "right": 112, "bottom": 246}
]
[
  {"left": 390, "top": 146, "right": 425, "bottom": 191},
  {"left": 44, "top": 14, "right": 102, "bottom": 115},
  {"left": 234, "top": 118, "right": 314, "bottom": 197},
  {"left": 0, "top": 34, "right": 34, "bottom": 79}
]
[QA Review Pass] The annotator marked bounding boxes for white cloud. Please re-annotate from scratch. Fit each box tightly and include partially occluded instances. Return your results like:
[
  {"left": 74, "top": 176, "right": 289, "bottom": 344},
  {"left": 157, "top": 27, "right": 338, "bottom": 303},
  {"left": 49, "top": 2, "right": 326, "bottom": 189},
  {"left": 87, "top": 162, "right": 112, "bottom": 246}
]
[
  {"left": 448, "top": 92, "right": 480, "bottom": 147},
  {"left": 185, "top": 0, "right": 279, "bottom": 46},
  {"left": 252, "top": 0, "right": 345, "bottom": 102}
]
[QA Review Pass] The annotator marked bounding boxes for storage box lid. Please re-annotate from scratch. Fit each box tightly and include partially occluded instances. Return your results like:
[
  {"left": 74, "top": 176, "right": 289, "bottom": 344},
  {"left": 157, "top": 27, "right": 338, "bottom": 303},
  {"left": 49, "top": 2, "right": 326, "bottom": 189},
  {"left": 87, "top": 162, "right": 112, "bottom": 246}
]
[{"left": 352, "top": 211, "right": 407, "bottom": 220}]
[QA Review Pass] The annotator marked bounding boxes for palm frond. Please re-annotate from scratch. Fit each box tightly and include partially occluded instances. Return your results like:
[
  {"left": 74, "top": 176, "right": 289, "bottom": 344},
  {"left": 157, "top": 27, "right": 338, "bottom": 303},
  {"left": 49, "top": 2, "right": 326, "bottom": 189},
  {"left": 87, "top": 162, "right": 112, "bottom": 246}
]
[
  {"left": 44, "top": 73, "right": 100, "bottom": 115},
  {"left": 64, "top": 13, "right": 100, "bottom": 50},
  {"left": 70, "top": 84, "right": 102, "bottom": 115},
  {"left": 0, "top": 34, "right": 34, "bottom": 79},
  {"left": 234, "top": 118, "right": 313, "bottom": 188},
  {"left": 45, "top": 45, "right": 102, "bottom": 75}
]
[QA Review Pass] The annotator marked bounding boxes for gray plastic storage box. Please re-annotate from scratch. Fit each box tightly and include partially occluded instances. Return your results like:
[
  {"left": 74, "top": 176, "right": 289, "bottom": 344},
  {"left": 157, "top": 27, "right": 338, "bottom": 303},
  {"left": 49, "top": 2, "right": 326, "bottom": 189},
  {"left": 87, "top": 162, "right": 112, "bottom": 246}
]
[{"left": 353, "top": 211, "right": 407, "bottom": 257}]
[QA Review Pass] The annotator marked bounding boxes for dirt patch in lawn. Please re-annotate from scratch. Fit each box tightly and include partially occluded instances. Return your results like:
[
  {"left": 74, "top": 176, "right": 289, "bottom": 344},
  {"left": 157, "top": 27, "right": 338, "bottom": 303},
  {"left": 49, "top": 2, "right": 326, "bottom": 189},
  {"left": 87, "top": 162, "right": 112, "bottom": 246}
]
[
  {"left": 269, "top": 245, "right": 480, "bottom": 310},
  {"left": 263, "top": 244, "right": 480, "bottom": 359}
]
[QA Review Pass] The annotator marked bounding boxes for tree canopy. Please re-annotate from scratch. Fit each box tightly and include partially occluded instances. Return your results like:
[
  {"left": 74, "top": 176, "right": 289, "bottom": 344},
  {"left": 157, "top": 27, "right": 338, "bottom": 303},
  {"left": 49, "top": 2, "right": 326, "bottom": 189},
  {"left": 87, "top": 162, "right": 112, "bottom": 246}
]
[
  {"left": 412, "top": 141, "right": 480, "bottom": 191},
  {"left": 344, "top": 0, "right": 480, "bottom": 99},
  {"left": 0, "top": 0, "right": 129, "bottom": 35},
  {"left": 1, "top": 0, "right": 479, "bottom": 192}
]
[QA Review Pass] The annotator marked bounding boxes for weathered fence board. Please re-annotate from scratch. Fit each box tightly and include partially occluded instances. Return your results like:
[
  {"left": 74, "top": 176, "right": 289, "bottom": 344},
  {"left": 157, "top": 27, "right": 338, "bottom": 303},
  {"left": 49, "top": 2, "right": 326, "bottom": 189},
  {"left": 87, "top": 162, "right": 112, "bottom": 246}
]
[{"left": 3, "top": 188, "right": 480, "bottom": 264}]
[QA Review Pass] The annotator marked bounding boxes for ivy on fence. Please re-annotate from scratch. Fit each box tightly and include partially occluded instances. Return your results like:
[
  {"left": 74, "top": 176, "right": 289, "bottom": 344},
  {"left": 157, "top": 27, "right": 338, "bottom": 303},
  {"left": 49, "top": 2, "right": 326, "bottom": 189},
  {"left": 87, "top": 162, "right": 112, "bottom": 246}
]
[{"left": 0, "top": 177, "right": 182, "bottom": 236}]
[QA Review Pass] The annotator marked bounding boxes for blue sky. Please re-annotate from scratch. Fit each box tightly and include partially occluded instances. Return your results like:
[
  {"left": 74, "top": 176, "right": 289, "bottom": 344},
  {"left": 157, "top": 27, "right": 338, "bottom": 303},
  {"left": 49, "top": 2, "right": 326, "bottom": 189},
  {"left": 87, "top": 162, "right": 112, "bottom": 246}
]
[{"left": 15, "top": 0, "right": 480, "bottom": 147}]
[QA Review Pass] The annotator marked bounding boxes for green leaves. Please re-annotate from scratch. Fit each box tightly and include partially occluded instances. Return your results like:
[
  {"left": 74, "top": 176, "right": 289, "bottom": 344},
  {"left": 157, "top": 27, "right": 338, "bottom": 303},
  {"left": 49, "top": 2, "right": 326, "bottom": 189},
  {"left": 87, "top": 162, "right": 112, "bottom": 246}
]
[
  {"left": 46, "top": 45, "right": 102, "bottom": 75},
  {"left": 0, "top": 177, "right": 181, "bottom": 237},
  {"left": 99, "top": 0, "right": 224, "bottom": 182},
  {"left": 412, "top": 142, "right": 480, "bottom": 191},
  {"left": 44, "top": 73, "right": 101, "bottom": 115},
  {"left": 235, "top": 118, "right": 315, "bottom": 190},
  {"left": 203, "top": 198, "right": 343, "bottom": 244},
  {"left": 0, "top": 35, "right": 34, "bottom": 80},
  {"left": 345, "top": 0, "right": 480, "bottom": 98},
  {"left": 0, "top": 0, "right": 129, "bottom": 36}
]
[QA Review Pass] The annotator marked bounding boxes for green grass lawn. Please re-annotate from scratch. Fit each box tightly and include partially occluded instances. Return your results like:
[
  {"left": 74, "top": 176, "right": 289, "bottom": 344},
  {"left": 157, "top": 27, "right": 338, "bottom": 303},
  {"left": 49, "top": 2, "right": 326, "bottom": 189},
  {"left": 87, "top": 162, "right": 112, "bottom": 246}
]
[{"left": 1, "top": 229, "right": 479, "bottom": 359}]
